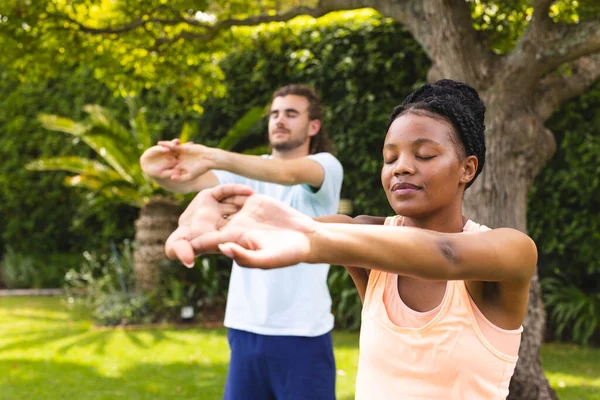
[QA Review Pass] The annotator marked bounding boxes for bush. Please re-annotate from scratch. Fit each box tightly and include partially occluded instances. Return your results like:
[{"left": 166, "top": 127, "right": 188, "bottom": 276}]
[
  {"left": 201, "top": 13, "right": 430, "bottom": 218},
  {"left": 0, "top": 247, "right": 82, "bottom": 289},
  {"left": 528, "top": 79, "right": 600, "bottom": 344},
  {"left": 64, "top": 240, "right": 231, "bottom": 326},
  {"left": 0, "top": 247, "right": 36, "bottom": 289},
  {"left": 542, "top": 277, "right": 600, "bottom": 346},
  {"left": 65, "top": 240, "right": 153, "bottom": 325}
]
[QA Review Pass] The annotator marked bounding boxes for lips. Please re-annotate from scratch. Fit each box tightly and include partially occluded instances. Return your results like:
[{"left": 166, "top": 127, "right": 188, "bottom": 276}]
[{"left": 391, "top": 182, "right": 421, "bottom": 193}]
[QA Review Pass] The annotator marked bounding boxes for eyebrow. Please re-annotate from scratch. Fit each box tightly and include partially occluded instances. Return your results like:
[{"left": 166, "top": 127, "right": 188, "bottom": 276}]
[
  {"left": 269, "top": 108, "right": 301, "bottom": 115},
  {"left": 383, "top": 138, "right": 443, "bottom": 149}
]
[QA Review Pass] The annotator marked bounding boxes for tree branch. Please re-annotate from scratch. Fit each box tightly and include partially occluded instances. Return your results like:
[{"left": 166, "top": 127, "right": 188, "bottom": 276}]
[
  {"left": 508, "top": 3, "right": 600, "bottom": 90},
  {"left": 324, "top": 0, "right": 496, "bottom": 86},
  {"left": 47, "top": 6, "right": 331, "bottom": 45},
  {"left": 397, "top": 0, "right": 495, "bottom": 86},
  {"left": 319, "top": 0, "right": 408, "bottom": 17},
  {"left": 517, "top": 0, "right": 554, "bottom": 48},
  {"left": 150, "top": 6, "right": 333, "bottom": 49},
  {"left": 531, "top": 0, "right": 555, "bottom": 17},
  {"left": 535, "top": 53, "right": 600, "bottom": 121},
  {"left": 47, "top": 12, "right": 184, "bottom": 34}
]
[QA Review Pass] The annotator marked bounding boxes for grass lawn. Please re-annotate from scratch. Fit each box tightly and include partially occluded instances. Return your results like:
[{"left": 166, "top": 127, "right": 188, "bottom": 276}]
[{"left": 1, "top": 296, "right": 598, "bottom": 400}]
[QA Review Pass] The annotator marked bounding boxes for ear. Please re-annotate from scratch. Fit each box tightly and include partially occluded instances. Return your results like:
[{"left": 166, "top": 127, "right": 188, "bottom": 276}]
[
  {"left": 459, "top": 155, "right": 478, "bottom": 185},
  {"left": 308, "top": 119, "right": 321, "bottom": 137}
]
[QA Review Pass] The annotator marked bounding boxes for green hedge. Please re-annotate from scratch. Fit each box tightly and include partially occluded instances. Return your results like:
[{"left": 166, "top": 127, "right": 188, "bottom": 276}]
[
  {"left": 529, "top": 81, "right": 600, "bottom": 283},
  {"left": 0, "top": 66, "right": 202, "bottom": 259},
  {"left": 2, "top": 12, "right": 599, "bottom": 338},
  {"left": 527, "top": 79, "right": 600, "bottom": 344},
  {"left": 200, "top": 14, "right": 430, "bottom": 217},
  {"left": 0, "top": 66, "right": 132, "bottom": 257}
]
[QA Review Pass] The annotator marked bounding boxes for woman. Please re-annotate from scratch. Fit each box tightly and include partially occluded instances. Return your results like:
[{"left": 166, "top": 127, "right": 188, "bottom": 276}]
[{"left": 169, "top": 80, "right": 537, "bottom": 399}]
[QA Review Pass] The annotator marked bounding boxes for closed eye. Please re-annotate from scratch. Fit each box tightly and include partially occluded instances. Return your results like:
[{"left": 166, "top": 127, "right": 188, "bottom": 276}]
[{"left": 416, "top": 155, "right": 436, "bottom": 160}]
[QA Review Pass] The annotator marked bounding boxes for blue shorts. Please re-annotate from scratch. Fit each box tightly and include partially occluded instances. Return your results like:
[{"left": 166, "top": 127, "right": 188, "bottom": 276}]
[{"left": 223, "top": 328, "right": 336, "bottom": 400}]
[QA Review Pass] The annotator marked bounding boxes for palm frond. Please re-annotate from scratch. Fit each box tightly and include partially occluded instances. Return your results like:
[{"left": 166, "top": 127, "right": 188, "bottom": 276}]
[
  {"left": 38, "top": 114, "right": 89, "bottom": 136},
  {"left": 25, "top": 156, "right": 122, "bottom": 182},
  {"left": 83, "top": 104, "right": 134, "bottom": 145},
  {"left": 242, "top": 145, "right": 270, "bottom": 155},
  {"left": 218, "top": 106, "right": 266, "bottom": 150},
  {"left": 125, "top": 96, "right": 152, "bottom": 151},
  {"left": 179, "top": 122, "right": 196, "bottom": 144},
  {"left": 79, "top": 127, "right": 141, "bottom": 185}
]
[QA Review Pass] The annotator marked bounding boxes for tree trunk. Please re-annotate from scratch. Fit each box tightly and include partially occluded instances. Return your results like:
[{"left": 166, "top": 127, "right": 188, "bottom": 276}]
[
  {"left": 463, "top": 96, "right": 558, "bottom": 400},
  {"left": 133, "top": 197, "right": 181, "bottom": 291}
]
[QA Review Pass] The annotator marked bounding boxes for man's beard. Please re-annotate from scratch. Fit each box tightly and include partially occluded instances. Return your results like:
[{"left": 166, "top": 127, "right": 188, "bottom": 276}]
[{"left": 270, "top": 131, "right": 308, "bottom": 152}]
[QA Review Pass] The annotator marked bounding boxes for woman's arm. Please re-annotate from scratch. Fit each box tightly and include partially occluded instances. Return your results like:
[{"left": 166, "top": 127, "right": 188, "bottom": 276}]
[
  {"left": 191, "top": 193, "right": 536, "bottom": 307},
  {"left": 314, "top": 214, "right": 385, "bottom": 302},
  {"left": 214, "top": 195, "right": 536, "bottom": 288},
  {"left": 307, "top": 223, "right": 537, "bottom": 287}
]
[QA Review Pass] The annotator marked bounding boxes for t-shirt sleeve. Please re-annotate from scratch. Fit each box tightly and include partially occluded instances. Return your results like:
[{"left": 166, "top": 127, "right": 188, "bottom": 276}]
[
  {"left": 211, "top": 169, "right": 242, "bottom": 185},
  {"left": 306, "top": 152, "right": 344, "bottom": 207}
]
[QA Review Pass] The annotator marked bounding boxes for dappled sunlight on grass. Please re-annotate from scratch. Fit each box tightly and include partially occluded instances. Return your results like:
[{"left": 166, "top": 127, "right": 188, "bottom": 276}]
[
  {"left": 542, "top": 343, "right": 600, "bottom": 400},
  {"left": 1, "top": 297, "right": 598, "bottom": 399},
  {"left": 0, "top": 296, "right": 230, "bottom": 399}
]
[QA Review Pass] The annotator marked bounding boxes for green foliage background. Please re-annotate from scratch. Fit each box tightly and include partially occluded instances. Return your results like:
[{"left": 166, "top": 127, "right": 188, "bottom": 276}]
[
  {"left": 0, "top": 66, "right": 132, "bottom": 257},
  {"left": 1, "top": 11, "right": 599, "bottom": 336}
]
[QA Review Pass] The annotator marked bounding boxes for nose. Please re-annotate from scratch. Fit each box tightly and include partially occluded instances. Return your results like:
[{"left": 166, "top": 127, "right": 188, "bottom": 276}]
[
  {"left": 393, "top": 154, "right": 415, "bottom": 176},
  {"left": 273, "top": 113, "right": 286, "bottom": 126}
]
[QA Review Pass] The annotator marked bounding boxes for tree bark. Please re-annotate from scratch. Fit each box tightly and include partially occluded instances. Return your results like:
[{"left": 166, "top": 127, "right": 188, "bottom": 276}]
[
  {"left": 463, "top": 94, "right": 557, "bottom": 399},
  {"left": 133, "top": 197, "right": 181, "bottom": 291}
]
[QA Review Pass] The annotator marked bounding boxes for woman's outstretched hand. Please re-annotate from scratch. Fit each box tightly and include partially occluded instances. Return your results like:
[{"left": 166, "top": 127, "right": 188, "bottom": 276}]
[
  {"left": 189, "top": 194, "right": 318, "bottom": 270},
  {"left": 165, "top": 184, "right": 254, "bottom": 267}
]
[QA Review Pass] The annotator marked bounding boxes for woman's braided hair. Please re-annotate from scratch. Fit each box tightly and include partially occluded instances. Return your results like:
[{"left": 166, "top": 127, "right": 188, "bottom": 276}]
[{"left": 386, "top": 79, "right": 486, "bottom": 189}]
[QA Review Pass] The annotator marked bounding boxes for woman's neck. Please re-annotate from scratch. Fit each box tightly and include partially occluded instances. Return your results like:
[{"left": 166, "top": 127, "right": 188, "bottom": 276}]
[{"left": 399, "top": 203, "right": 467, "bottom": 233}]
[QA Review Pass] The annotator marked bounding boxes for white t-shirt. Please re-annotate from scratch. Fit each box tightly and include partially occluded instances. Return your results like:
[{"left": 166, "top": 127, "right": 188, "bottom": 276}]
[{"left": 212, "top": 152, "right": 343, "bottom": 336}]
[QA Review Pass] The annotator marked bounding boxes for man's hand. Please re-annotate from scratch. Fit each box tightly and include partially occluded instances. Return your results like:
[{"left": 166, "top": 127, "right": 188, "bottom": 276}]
[
  {"left": 140, "top": 139, "right": 180, "bottom": 179},
  {"left": 170, "top": 143, "right": 221, "bottom": 182},
  {"left": 165, "top": 184, "right": 254, "bottom": 267}
]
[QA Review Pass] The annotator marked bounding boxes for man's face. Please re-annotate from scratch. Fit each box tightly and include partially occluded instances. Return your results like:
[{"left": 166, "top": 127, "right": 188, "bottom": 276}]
[{"left": 268, "top": 95, "right": 319, "bottom": 152}]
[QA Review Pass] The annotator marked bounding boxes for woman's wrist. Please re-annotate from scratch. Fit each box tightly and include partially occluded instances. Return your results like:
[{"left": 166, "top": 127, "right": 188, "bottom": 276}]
[{"left": 306, "top": 221, "right": 331, "bottom": 265}]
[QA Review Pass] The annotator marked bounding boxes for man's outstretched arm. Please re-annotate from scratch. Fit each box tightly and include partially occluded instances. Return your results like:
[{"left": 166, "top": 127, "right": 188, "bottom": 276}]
[{"left": 141, "top": 141, "right": 337, "bottom": 193}]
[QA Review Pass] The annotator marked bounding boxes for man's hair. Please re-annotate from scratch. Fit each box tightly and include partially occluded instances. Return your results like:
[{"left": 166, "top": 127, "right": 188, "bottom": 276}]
[
  {"left": 272, "top": 84, "right": 332, "bottom": 154},
  {"left": 386, "top": 79, "right": 486, "bottom": 189}
]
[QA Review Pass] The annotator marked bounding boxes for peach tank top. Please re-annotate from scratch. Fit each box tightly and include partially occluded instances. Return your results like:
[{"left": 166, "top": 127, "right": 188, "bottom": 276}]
[{"left": 355, "top": 217, "right": 522, "bottom": 400}]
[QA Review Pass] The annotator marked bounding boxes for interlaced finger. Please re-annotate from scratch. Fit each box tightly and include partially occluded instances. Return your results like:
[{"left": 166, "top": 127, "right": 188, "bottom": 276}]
[{"left": 211, "top": 184, "right": 254, "bottom": 202}]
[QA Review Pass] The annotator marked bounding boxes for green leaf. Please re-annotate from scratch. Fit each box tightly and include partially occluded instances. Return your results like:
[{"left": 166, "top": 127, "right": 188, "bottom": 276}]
[
  {"left": 218, "top": 106, "right": 266, "bottom": 150},
  {"left": 179, "top": 122, "right": 196, "bottom": 144},
  {"left": 242, "top": 144, "right": 270, "bottom": 155},
  {"left": 38, "top": 114, "right": 89, "bottom": 136},
  {"left": 25, "top": 156, "right": 122, "bottom": 182}
]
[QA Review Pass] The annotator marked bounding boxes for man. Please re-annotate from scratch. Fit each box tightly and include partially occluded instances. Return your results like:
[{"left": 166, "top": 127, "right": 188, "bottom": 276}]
[{"left": 140, "top": 85, "right": 343, "bottom": 400}]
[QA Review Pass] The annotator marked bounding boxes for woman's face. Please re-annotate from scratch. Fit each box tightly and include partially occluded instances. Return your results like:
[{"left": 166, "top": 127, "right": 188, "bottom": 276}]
[{"left": 381, "top": 112, "right": 476, "bottom": 219}]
